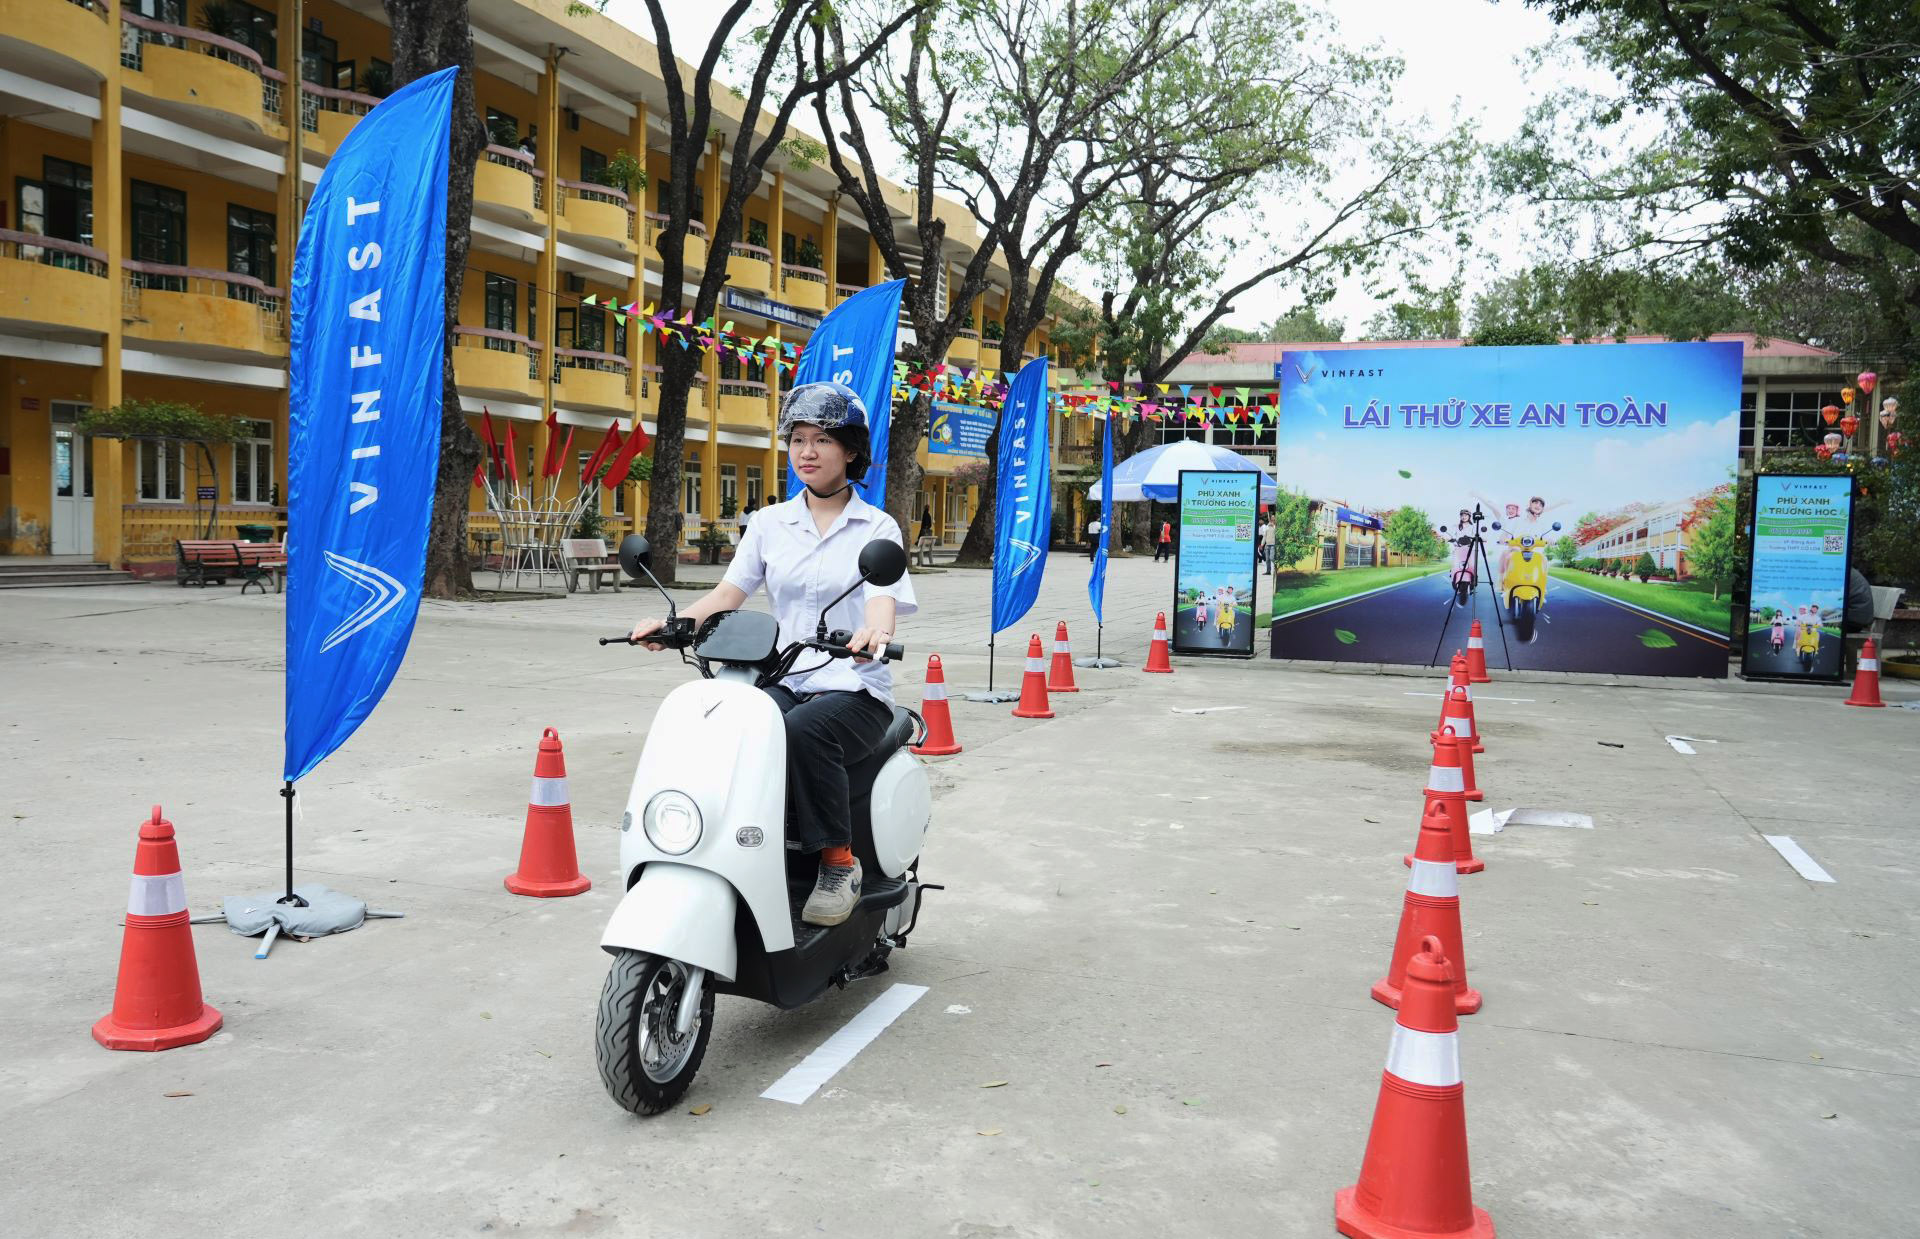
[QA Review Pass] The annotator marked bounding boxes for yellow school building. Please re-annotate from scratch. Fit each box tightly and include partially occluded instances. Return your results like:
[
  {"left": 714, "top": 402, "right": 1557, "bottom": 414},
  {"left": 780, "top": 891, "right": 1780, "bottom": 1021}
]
[{"left": 0, "top": 0, "right": 1061, "bottom": 571}]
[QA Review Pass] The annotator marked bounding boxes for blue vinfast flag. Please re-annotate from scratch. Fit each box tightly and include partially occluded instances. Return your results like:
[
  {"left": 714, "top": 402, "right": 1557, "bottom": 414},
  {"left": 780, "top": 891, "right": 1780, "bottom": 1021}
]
[
  {"left": 284, "top": 66, "right": 455, "bottom": 783},
  {"left": 991, "top": 356, "right": 1052, "bottom": 632},
  {"left": 786, "top": 279, "right": 906, "bottom": 504},
  {"left": 1089, "top": 412, "right": 1114, "bottom": 623}
]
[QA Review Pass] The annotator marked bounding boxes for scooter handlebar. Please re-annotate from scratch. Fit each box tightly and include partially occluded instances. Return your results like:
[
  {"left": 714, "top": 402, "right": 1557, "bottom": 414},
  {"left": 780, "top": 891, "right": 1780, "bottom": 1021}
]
[
  {"left": 600, "top": 617, "right": 697, "bottom": 649},
  {"left": 821, "top": 629, "right": 904, "bottom": 662}
]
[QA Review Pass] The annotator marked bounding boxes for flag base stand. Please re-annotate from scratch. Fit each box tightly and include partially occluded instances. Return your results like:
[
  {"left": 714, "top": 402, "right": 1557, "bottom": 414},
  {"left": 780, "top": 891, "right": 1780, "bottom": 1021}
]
[
  {"left": 215, "top": 782, "right": 402, "bottom": 958},
  {"left": 965, "top": 633, "right": 1021, "bottom": 703},
  {"left": 1074, "top": 623, "right": 1122, "bottom": 668}
]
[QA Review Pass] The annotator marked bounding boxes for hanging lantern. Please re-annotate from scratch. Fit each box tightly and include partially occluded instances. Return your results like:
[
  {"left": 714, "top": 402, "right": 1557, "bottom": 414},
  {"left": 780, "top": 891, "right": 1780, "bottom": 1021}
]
[
  {"left": 1821, "top": 404, "right": 1841, "bottom": 425},
  {"left": 1880, "top": 397, "right": 1899, "bottom": 431},
  {"left": 1889, "top": 430, "right": 1907, "bottom": 456},
  {"left": 1842, "top": 386, "right": 1856, "bottom": 405},
  {"left": 1858, "top": 370, "right": 1878, "bottom": 395},
  {"left": 1815, "top": 444, "right": 1834, "bottom": 461},
  {"left": 1840, "top": 413, "right": 1860, "bottom": 438},
  {"left": 1824, "top": 431, "right": 1844, "bottom": 452}
]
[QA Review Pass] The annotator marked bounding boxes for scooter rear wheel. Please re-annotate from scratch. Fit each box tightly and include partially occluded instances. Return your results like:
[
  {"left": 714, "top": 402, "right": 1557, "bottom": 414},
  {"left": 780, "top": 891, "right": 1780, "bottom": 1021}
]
[
  {"left": 1454, "top": 579, "right": 1471, "bottom": 606},
  {"left": 597, "top": 950, "right": 715, "bottom": 1116}
]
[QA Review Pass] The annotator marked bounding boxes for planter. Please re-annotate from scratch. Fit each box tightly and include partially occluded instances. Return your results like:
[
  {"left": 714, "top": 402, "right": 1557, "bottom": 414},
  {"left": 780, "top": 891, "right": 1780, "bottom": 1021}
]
[{"left": 1881, "top": 654, "right": 1920, "bottom": 680}]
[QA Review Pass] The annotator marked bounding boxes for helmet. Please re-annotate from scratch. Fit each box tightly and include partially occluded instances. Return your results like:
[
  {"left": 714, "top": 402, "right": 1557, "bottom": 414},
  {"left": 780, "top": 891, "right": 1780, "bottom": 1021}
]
[{"left": 780, "top": 381, "right": 872, "bottom": 483}]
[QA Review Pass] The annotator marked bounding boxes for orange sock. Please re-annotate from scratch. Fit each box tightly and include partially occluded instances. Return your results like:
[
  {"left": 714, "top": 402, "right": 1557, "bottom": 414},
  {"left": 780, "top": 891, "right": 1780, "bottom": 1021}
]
[{"left": 820, "top": 845, "right": 855, "bottom": 869}]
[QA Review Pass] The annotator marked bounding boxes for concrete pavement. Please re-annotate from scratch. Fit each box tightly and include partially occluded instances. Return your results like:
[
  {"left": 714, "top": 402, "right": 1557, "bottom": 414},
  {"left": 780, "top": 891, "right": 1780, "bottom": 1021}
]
[{"left": 1, "top": 553, "right": 1916, "bottom": 1237}]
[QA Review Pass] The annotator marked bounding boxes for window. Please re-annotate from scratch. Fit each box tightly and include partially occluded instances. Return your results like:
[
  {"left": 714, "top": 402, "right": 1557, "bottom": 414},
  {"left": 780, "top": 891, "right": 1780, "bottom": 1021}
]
[
  {"left": 233, "top": 420, "right": 273, "bottom": 505},
  {"left": 1320, "top": 539, "right": 1337, "bottom": 570},
  {"left": 720, "top": 463, "right": 738, "bottom": 513},
  {"left": 52, "top": 402, "right": 93, "bottom": 499},
  {"left": 483, "top": 274, "right": 517, "bottom": 347},
  {"left": 301, "top": 28, "right": 338, "bottom": 87},
  {"left": 683, "top": 454, "right": 701, "bottom": 515},
  {"left": 485, "top": 106, "right": 519, "bottom": 146},
  {"left": 1762, "top": 388, "right": 1843, "bottom": 450},
  {"left": 579, "top": 147, "right": 607, "bottom": 184},
  {"left": 745, "top": 465, "right": 763, "bottom": 509},
  {"left": 228, "top": 0, "right": 277, "bottom": 65},
  {"left": 657, "top": 180, "right": 704, "bottom": 221},
  {"left": 719, "top": 349, "right": 741, "bottom": 381},
  {"left": 226, "top": 204, "right": 275, "bottom": 300},
  {"left": 782, "top": 231, "right": 796, "bottom": 263},
  {"left": 131, "top": 180, "right": 187, "bottom": 289},
  {"left": 526, "top": 280, "right": 539, "bottom": 341},
  {"left": 555, "top": 307, "right": 576, "bottom": 351},
  {"left": 138, "top": 440, "right": 185, "bottom": 502},
  {"left": 1739, "top": 389, "right": 1757, "bottom": 455},
  {"left": 578, "top": 451, "right": 608, "bottom": 515}
]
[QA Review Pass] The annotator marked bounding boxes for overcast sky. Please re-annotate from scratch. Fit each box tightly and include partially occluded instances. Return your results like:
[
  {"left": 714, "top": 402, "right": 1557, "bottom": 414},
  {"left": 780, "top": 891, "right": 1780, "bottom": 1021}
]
[{"left": 608, "top": 0, "right": 1588, "bottom": 340}]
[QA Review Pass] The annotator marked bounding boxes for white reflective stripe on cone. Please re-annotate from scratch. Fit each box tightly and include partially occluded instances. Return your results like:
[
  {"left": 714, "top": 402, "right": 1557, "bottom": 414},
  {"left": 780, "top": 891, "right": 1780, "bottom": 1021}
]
[
  {"left": 127, "top": 872, "right": 187, "bottom": 917},
  {"left": 1468, "top": 636, "right": 1484, "bottom": 647},
  {"left": 529, "top": 776, "right": 570, "bottom": 807},
  {"left": 1407, "top": 858, "right": 1459, "bottom": 897},
  {"left": 1154, "top": 628, "right": 1168, "bottom": 640},
  {"left": 1861, "top": 659, "right": 1879, "bottom": 671},
  {"left": 922, "top": 682, "right": 947, "bottom": 701},
  {"left": 1026, "top": 658, "right": 1047, "bottom": 674},
  {"left": 1054, "top": 641, "right": 1071, "bottom": 654},
  {"left": 1444, "top": 716, "right": 1476, "bottom": 738},
  {"left": 1426, "top": 765, "right": 1465, "bottom": 793},
  {"left": 1384, "top": 1025, "right": 1463, "bottom": 1087}
]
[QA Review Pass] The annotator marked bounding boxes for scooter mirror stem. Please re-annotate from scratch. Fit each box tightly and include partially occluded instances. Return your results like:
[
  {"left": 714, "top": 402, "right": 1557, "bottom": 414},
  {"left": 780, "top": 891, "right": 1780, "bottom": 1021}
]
[{"left": 814, "top": 570, "right": 873, "bottom": 641}]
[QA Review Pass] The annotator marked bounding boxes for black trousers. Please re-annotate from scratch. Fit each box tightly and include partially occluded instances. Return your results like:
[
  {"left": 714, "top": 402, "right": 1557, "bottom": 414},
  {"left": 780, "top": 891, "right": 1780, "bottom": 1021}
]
[
  {"left": 762, "top": 685, "right": 894, "bottom": 854},
  {"left": 1154, "top": 542, "right": 1172, "bottom": 561}
]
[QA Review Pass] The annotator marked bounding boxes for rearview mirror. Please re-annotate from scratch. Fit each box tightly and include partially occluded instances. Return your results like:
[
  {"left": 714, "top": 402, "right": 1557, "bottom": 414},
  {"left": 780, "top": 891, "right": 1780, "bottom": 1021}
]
[
  {"left": 1551, "top": 521, "right": 1563, "bottom": 532},
  {"left": 618, "top": 533, "right": 652, "bottom": 581},
  {"left": 859, "top": 539, "right": 908, "bottom": 587}
]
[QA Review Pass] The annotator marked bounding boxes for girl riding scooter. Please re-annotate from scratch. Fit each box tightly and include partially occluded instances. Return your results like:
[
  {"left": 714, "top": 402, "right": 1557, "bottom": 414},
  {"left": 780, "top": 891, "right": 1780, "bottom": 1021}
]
[
  {"left": 628, "top": 382, "right": 916, "bottom": 929},
  {"left": 1769, "top": 615, "right": 1786, "bottom": 656}
]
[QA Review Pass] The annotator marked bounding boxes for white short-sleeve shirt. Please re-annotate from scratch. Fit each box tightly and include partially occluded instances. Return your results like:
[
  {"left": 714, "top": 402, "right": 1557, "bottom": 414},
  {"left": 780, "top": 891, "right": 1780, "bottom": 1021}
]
[{"left": 721, "top": 490, "right": 919, "bottom": 705}]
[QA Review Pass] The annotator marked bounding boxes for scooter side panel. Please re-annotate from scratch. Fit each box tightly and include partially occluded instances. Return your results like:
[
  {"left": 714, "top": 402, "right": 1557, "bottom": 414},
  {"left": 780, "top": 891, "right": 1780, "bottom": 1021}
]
[
  {"left": 867, "top": 753, "right": 931, "bottom": 878},
  {"left": 618, "top": 678, "right": 795, "bottom": 953},
  {"left": 599, "top": 863, "right": 739, "bottom": 980}
]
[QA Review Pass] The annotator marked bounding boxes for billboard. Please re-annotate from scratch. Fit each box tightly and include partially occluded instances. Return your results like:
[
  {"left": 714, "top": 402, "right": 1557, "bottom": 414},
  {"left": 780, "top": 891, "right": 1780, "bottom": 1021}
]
[
  {"left": 1740, "top": 474, "right": 1854, "bottom": 683},
  {"left": 1174, "top": 470, "right": 1258, "bottom": 657},
  {"left": 1270, "top": 342, "right": 1742, "bottom": 677},
  {"left": 930, "top": 400, "right": 994, "bottom": 456}
]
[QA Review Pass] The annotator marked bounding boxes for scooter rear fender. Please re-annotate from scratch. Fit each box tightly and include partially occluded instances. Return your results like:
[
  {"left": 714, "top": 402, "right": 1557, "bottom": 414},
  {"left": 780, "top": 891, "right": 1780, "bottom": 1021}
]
[{"left": 600, "top": 862, "right": 740, "bottom": 981}]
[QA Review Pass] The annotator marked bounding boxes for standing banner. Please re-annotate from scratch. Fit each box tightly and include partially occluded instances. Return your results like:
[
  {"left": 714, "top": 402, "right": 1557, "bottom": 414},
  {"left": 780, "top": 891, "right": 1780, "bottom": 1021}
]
[
  {"left": 1088, "top": 412, "right": 1114, "bottom": 623},
  {"left": 1740, "top": 474, "right": 1854, "bottom": 683},
  {"left": 930, "top": 399, "right": 994, "bottom": 456},
  {"left": 786, "top": 279, "right": 906, "bottom": 505},
  {"left": 1271, "top": 341, "right": 1742, "bottom": 677},
  {"left": 990, "top": 356, "right": 1052, "bottom": 633},
  {"left": 1173, "top": 470, "right": 1258, "bottom": 657},
  {"left": 285, "top": 66, "right": 455, "bottom": 784}
]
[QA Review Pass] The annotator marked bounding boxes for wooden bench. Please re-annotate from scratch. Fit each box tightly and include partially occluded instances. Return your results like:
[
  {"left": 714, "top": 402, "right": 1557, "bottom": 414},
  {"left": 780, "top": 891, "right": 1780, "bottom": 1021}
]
[
  {"left": 235, "top": 541, "right": 287, "bottom": 595},
  {"left": 176, "top": 539, "right": 242, "bottom": 587},
  {"left": 561, "top": 538, "right": 622, "bottom": 593}
]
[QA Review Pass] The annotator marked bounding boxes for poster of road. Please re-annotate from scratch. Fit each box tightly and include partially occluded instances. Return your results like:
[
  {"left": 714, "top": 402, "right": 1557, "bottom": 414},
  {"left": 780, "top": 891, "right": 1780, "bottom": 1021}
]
[
  {"left": 1740, "top": 474, "right": 1854, "bottom": 683},
  {"left": 1173, "top": 470, "right": 1258, "bottom": 656},
  {"left": 1269, "top": 341, "right": 1743, "bottom": 677}
]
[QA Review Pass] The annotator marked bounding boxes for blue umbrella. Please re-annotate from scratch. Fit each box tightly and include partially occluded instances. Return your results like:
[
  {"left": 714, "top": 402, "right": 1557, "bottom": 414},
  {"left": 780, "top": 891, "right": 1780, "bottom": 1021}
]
[{"left": 1087, "top": 439, "right": 1278, "bottom": 502}]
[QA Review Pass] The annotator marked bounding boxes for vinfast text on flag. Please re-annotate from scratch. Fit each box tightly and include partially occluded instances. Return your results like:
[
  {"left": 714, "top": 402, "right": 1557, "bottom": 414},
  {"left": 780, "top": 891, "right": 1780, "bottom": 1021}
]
[
  {"left": 991, "top": 356, "right": 1052, "bottom": 633},
  {"left": 284, "top": 66, "right": 455, "bottom": 783},
  {"left": 1089, "top": 412, "right": 1114, "bottom": 623},
  {"left": 786, "top": 279, "right": 906, "bottom": 504}
]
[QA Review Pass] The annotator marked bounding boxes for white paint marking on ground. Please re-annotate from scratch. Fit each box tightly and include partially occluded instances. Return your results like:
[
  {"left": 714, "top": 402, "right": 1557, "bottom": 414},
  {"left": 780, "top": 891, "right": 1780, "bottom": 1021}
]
[
  {"left": 761, "top": 983, "right": 929, "bottom": 1105},
  {"left": 1474, "top": 807, "right": 1594, "bottom": 834},
  {"left": 1404, "top": 692, "right": 1535, "bottom": 703},
  {"left": 1665, "top": 735, "right": 1719, "bottom": 755},
  {"left": 1171, "top": 705, "right": 1248, "bottom": 714},
  {"left": 944, "top": 1005, "right": 971, "bottom": 1015},
  {"left": 1763, "top": 835, "right": 1835, "bottom": 884},
  {"left": 1469, "top": 808, "right": 1511, "bottom": 835}
]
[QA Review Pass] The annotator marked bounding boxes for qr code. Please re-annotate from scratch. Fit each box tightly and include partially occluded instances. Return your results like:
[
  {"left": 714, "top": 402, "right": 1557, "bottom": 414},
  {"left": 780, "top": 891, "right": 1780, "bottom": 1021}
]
[
  {"left": 1823, "top": 533, "right": 1844, "bottom": 553},
  {"left": 1234, "top": 522, "right": 1253, "bottom": 540}
]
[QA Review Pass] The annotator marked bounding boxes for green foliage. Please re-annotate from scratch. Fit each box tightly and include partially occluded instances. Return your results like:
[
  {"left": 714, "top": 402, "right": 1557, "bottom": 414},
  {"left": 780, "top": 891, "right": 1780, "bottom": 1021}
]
[
  {"left": 1684, "top": 491, "right": 1737, "bottom": 600},
  {"left": 794, "top": 237, "right": 824, "bottom": 270},
  {"left": 1266, "top": 305, "right": 1346, "bottom": 343},
  {"left": 1269, "top": 489, "right": 1321, "bottom": 570},
  {"left": 77, "top": 400, "right": 247, "bottom": 445},
  {"left": 196, "top": 2, "right": 239, "bottom": 40},
  {"left": 1551, "top": 534, "right": 1579, "bottom": 565},
  {"left": 486, "top": 116, "right": 519, "bottom": 148},
  {"left": 1384, "top": 505, "right": 1443, "bottom": 560},
  {"left": 362, "top": 61, "right": 393, "bottom": 98},
  {"left": 1469, "top": 323, "right": 1562, "bottom": 347},
  {"left": 595, "top": 150, "right": 648, "bottom": 197},
  {"left": 573, "top": 503, "right": 607, "bottom": 541},
  {"left": 1467, "top": 260, "right": 1746, "bottom": 343},
  {"left": 1364, "top": 272, "right": 1463, "bottom": 341},
  {"left": 1634, "top": 551, "right": 1657, "bottom": 581},
  {"left": 983, "top": 318, "right": 1004, "bottom": 342},
  {"left": 778, "top": 134, "right": 826, "bottom": 172},
  {"left": 746, "top": 219, "right": 770, "bottom": 252}
]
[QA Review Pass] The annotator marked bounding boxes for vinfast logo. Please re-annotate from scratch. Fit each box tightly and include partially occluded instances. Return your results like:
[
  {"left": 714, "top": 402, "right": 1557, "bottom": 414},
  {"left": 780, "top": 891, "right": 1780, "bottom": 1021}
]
[
  {"left": 1004, "top": 394, "right": 1044, "bottom": 574},
  {"left": 319, "top": 552, "right": 407, "bottom": 652}
]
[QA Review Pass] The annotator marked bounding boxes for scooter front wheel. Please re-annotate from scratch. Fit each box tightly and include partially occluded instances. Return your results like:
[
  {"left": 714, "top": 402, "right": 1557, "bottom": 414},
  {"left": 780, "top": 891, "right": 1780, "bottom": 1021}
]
[
  {"left": 596, "top": 950, "right": 715, "bottom": 1116},
  {"left": 1454, "top": 578, "right": 1471, "bottom": 606}
]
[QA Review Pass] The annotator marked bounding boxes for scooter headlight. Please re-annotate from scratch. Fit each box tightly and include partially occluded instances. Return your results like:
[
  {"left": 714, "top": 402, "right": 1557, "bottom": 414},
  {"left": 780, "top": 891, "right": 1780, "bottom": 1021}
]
[{"left": 642, "top": 790, "right": 703, "bottom": 855}]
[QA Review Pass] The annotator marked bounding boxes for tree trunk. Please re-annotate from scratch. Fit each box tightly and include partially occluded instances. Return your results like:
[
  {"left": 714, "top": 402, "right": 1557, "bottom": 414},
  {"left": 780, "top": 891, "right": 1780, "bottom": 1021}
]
[
  {"left": 643, "top": 341, "right": 700, "bottom": 585},
  {"left": 882, "top": 344, "right": 935, "bottom": 533},
  {"left": 384, "top": 0, "right": 486, "bottom": 599}
]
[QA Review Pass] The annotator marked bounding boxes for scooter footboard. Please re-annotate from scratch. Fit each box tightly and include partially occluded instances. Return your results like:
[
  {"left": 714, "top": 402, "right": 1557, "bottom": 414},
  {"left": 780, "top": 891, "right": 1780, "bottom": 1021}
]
[{"left": 600, "top": 863, "right": 739, "bottom": 982}]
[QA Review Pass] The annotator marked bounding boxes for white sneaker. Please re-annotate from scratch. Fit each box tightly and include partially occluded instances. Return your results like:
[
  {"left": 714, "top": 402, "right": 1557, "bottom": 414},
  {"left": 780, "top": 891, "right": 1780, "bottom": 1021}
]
[{"left": 802, "top": 858, "right": 862, "bottom": 927}]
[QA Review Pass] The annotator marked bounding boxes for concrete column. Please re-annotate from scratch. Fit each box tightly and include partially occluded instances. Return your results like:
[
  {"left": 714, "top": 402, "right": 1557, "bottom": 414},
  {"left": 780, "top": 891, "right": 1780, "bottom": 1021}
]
[
  {"left": 1751, "top": 376, "right": 1767, "bottom": 472},
  {"left": 868, "top": 235, "right": 883, "bottom": 286},
  {"left": 823, "top": 192, "right": 839, "bottom": 298},
  {"left": 534, "top": 47, "right": 561, "bottom": 478},
  {"left": 764, "top": 324, "right": 782, "bottom": 502},
  {"left": 90, "top": 32, "right": 125, "bottom": 566},
  {"left": 770, "top": 171, "right": 786, "bottom": 294}
]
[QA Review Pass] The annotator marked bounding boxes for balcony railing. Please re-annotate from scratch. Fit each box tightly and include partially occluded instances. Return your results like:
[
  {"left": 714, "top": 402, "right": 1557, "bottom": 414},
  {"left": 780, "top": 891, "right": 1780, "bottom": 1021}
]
[
  {"left": 69, "top": 0, "right": 109, "bottom": 17},
  {"left": 454, "top": 326, "right": 545, "bottom": 381},
  {"left": 835, "top": 282, "right": 863, "bottom": 299},
  {"left": 718, "top": 379, "right": 769, "bottom": 399},
  {"left": 781, "top": 264, "right": 827, "bottom": 285},
  {"left": 957, "top": 328, "right": 981, "bottom": 340},
  {"left": 557, "top": 178, "right": 637, "bottom": 240},
  {"left": 120, "top": 11, "right": 287, "bottom": 121},
  {"left": 483, "top": 145, "right": 545, "bottom": 209},
  {"left": 300, "top": 80, "right": 379, "bottom": 134},
  {"left": 555, "top": 347, "right": 633, "bottom": 395},
  {"left": 122, "top": 260, "right": 285, "bottom": 338},
  {"left": 730, "top": 242, "right": 772, "bottom": 262},
  {"left": 0, "top": 228, "right": 108, "bottom": 276}
]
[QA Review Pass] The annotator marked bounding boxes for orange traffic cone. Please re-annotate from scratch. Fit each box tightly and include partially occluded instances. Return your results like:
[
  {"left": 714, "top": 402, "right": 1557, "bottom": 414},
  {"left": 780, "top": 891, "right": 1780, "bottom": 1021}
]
[
  {"left": 1374, "top": 803, "right": 1481, "bottom": 1015},
  {"left": 1846, "top": 638, "right": 1887, "bottom": 708},
  {"left": 1013, "top": 634, "right": 1055, "bottom": 719},
  {"left": 911, "top": 654, "right": 963, "bottom": 755},
  {"left": 1336, "top": 935, "right": 1495, "bottom": 1239},
  {"left": 93, "top": 807, "right": 222, "bottom": 1051},
  {"left": 505, "top": 728, "right": 592, "bottom": 897},
  {"left": 1406, "top": 732, "right": 1482, "bottom": 875},
  {"left": 1047, "top": 621, "right": 1079, "bottom": 693},
  {"left": 1435, "top": 653, "right": 1470, "bottom": 732},
  {"left": 1434, "top": 688, "right": 1484, "bottom": 801},
  {"left": 1144, "top": 612, "right": 1174, "bottom": 673},
  {"left": 1465, "top": 621, "right": 1491, "bottom": 684}
]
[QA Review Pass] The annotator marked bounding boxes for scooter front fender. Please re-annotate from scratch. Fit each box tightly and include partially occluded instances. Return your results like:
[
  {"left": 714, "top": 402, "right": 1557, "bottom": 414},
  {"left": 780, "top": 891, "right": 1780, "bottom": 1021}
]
[{"left": 599, "top": 863, "right": 739, "bottom": 982}]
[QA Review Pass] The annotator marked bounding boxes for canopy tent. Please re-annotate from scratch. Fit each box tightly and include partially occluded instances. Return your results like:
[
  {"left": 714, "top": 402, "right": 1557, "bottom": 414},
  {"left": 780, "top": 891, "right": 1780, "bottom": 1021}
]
[{"left": 1086, "top": 439, "right": 1279, "bottom": 502}]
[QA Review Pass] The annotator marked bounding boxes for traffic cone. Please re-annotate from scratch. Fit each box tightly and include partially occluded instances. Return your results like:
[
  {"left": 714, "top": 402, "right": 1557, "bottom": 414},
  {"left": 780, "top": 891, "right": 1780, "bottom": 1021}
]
[
  {"left": 93, "top": 807, "right": 222, "bottom": 1051},
  {"left": 1406, "top": 732, "right": 1482, "bottom": 875},
  {"left": 1012, "top": 634, "right": 1055, "bottom": 719},
  {"left": 505, "top": 728, "right": 592, "bottom": 897},
  {"left": 1465, "top": 621, "right": 1491, "bottom": 684},
  {"left": 1373, "top": 803, "right": 1481, "bottom": 1015},
  {"left": 1335, "top": 935, "right": 1495, "bottom": 1239},
  {"left": 1435, "top": 653, "right": 1470, "bottom": 732},
  {"left": 1144, "top": 612, "right": 1174, "bottom": 673},
  {"left": 1845, "top": 638, "right": 1887, "bottom": 708},
  {"left": 1434, "top": 688, "right": 1484, "bottom": 802},
  {"left": 1047, "top": 621, "right": 1079, "bottom": 693},
  {"left": 911, "top": 654, "right": 963, "bottom": 755}
]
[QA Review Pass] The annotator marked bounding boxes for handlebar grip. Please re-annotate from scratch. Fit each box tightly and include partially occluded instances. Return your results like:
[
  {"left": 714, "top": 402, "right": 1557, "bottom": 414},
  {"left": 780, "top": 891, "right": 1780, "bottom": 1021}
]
[
  {"left": 884, "top": 642, "right": 904, "bottom": 662},
  {"left": 599, "top": 635, "right": 635, "bottom": 646}
]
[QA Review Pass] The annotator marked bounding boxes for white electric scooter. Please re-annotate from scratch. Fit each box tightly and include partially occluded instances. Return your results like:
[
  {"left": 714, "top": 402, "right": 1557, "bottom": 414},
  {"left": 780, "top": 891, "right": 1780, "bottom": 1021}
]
[{"left": 592, "top": 533, "right": 938, "bottom": 1115}]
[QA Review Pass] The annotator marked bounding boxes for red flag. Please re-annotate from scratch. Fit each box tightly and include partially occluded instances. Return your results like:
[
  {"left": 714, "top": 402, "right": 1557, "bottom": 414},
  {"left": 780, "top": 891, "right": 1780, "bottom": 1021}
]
[
  {"left": 539, "top": 411, "right": 563, "bottom": 477},
  {"left": 472, "top": 459, "right": 486, "bottom": 489},
  {"left": 480, "top": 408, "right": 499, "bottom": 452},
  {"left": 600, "top": 417, "right": 649, "bottom": 491},
  {"left": 554, "top": 425, "right": 575, "bottom": 479},
  {"left": 504, "top": 424, "right": 520, "bottom": 483},
  {"left": 581, "top": 423, "right": 622, "bottom": 484}
]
